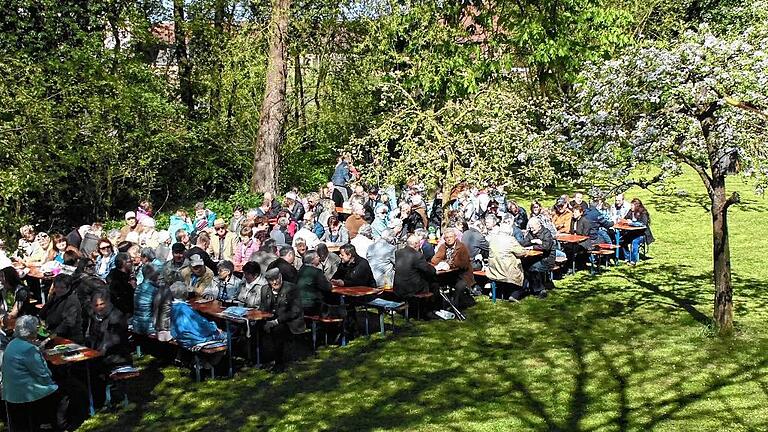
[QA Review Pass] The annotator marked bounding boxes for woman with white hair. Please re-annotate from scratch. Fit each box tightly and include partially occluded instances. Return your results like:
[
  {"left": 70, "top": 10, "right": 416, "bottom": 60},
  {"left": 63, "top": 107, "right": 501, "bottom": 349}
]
[
  {"left": 2, "top": 315, "right": 67, "bottom": 431},
  {"left": 350, "top": 224, "right": 374, "bottom": 259},
  {"left": 366, "top": 229, "right": 396, "bottom": 287}
]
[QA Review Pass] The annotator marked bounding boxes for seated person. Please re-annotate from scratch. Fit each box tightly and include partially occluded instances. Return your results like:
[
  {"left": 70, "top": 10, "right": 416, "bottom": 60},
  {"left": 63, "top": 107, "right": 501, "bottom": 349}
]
[
  {"left": 331, "top": 244, "right": 376, "bottom": 287},
  {"left": 184, "top": 232, "right": 217, "bottom": 273},
  {"left": 249, "top": 239, "right": 279, "bottom": 276},
  {"left": 258, "top": 269, "right": 305, "bottom": 370},
  {"left": 0, "top": 264, "right": 34, "bottom": 319},
  {"left": 430, "top": 228, "right": 474, "bottom": 306},
  {"left": 296, "top": 251, "right": 332, "bottom": 315},
  {"left": 316, "top": 243, "right": 341, "bottom": 281},
  {"left": 487, "top": 221, "right": 527, "bottom": 300},
  {"left": 162, "top": 242, "right": 188, "bottom": 286},
  {"left": 551, "top": 198, "right": 573, "bottom": 233},
  {"left": 267, "top": 246, "right": 299, "bottom": 284},
  {"left": 180, "top": 254, "right": 214, "bottom": 298},
  {"left": 461, "top": 220, "right": 489, "bottom": 270},
  {"left": 169, "top": 282, "right": 226, "bottom": 348},
  {"left": 394, "top": 234, "right": 436, "bottom": 298},
  {"left": 133, "top": 265, "right": 160, "bottom": 335},
  {"left": 237, "top": 261, "right": 266, "bottom": 308},
  {"left": 106, "top": 252, "right": 135, "bottom": 316},
  {"left": 620, "top": 198, "right": 655, "bottom": 265},
  {"left": 519, "top": 218, "right": 556, "bottom": 298},
  {"left": 367, "top": 229, "right": 396, "bottom": 288},
  {"left": 153, "top": 281, "right": 175, "bottom": 341},
  {"left": 321, "top": 215, "right": 349, "bottom": 245},
  {"left": 209, "top": 218, "right": 235, "bottom": 262},
  {"left": 203, "top": 260, "right": 243, "bottom": 302},
  {"left": 39, "top": 274, "right": 84, "bottom": 343},
  {"left": 2, "top": 315, "right": 67, "bottom": 431},
  {"left": 565, "top": 205, "right": 595, "bottom": 269}
]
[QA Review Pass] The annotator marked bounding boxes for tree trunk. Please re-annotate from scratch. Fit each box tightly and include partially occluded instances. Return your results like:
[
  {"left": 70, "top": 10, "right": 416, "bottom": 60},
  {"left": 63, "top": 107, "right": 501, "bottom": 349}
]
[
  {"left": 251, "top": 0, "right": 291, "bottom": 193},
  {"left": 174, "top": 0, "right": 194, "bottom": 113},
  {"left": 711, "top": 180, "right": 734, "bottom": 334},
  {"left": 294, "top": 50, "right": 305, "bottom": 127}
]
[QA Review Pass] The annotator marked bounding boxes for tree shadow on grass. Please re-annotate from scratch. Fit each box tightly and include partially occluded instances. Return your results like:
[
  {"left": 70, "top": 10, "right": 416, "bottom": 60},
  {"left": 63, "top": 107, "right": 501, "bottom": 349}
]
[{"left": 78, "top": 260, "right": 768, "bottom": 432}]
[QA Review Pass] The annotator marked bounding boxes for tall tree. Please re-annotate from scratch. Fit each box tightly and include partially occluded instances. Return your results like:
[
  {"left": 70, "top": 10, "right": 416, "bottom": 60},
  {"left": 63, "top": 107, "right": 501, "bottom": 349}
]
[
  {"left": 563, "top": 24, "right": 768, "bottom": 333},
  {"left": 174, "top": 0, "right": 194, "bottom": 113},
  {"left": 251, "top": 0, "right": 291, "bottom": 193}
]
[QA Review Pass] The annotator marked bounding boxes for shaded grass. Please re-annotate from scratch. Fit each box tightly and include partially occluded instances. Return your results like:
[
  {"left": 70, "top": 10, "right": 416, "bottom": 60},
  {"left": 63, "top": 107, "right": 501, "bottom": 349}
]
[{"left": 75, "top": 169, "right": 768, "bottom": 431}]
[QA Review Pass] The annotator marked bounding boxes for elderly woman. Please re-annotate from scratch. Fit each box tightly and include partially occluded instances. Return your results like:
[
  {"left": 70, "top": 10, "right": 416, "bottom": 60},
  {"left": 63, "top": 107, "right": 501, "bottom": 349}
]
[
  {"left": 169, "top": 282, "right": 225, "bottom": 348},
  {"left": 39, "top": 274, "right": 84, "bottom": 343},
  {"left": 366, "top": 229, "right": 396, "bottom": 288},
  {"left": 16, "top": 225, "right": 41, "bottom": 261},
  {"left": 2, "top": 315, "right": 67, "bottom": 431},
  {"left": 237, "top": 262, "right": 266, "bottom": 308},
  {"left": 133, "top": 265, "right": 160, "bottom": 335},
  {"left": 487, "top": 220, "right": 527, "bottom": 301},
  {"left": 350, "top": 224, "right": 374, "bottom": 259}
]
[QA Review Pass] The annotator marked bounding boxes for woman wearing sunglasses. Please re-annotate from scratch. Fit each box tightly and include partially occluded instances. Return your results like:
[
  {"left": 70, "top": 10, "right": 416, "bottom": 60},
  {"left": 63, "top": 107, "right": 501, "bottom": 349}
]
[{"left": 95, "top": 239, "right": 117, "bottom": 280}]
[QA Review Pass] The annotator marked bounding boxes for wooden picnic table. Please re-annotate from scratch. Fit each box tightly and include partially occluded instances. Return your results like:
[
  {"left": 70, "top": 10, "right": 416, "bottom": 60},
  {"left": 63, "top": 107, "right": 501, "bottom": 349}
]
[
  {"left": 555, "top": 233, "right": 590, "bottom": 243},
  {"left": 189, "top": 299, "right": 272, "bottom": 373},
  {"left": 613, "top": 221, "right": 647, "bottom": 261},
  {"left": 44, "top": 337, "right": 102, "bottom": 416},
  {"left": 331, "top": 286, "right": 382, "bottom": 297},
  {"left": 327, "top": 245, "right": 341, "bottom": 254},
  {"left": 335, "top": 206, "right": 351, "bottom": 215}
]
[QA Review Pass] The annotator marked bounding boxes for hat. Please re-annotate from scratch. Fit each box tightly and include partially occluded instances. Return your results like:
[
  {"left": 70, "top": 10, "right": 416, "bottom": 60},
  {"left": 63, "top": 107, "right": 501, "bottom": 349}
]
[
  {"left": 265, "top": 268, "right": 282, "bottom": 280},
  {"left": 189, "top": 254, "right": 204, "bottom": 267},
  {"left": 125, "top": 211, "right": 137, "bottom": 220},
  {"left": 556, "top": 197, "right": 567, "bottom": 206},
  {"left": 217, "top": 260, "right": 234, "bottom": 272},
  {"left": 284, "top": 192, "right": 298, "bottom": 201},
  {"left": 171, "top": 242, "right": 186, "bottom": 254},
  {"left": 214, "top": 218, "right": 226, "bottom": 228}
]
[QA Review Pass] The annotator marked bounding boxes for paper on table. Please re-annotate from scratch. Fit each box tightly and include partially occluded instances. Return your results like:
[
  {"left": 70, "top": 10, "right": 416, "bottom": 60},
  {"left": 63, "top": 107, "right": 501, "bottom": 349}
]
[{"left": 434, "top": 261, "right": 450, "bottom": 271}]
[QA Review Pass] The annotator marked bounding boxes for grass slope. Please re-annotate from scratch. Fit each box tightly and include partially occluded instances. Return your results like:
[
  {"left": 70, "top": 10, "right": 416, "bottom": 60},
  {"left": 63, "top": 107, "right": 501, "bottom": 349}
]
[{"left": 79, "top": 169, "right": 768, "bottom": 431}]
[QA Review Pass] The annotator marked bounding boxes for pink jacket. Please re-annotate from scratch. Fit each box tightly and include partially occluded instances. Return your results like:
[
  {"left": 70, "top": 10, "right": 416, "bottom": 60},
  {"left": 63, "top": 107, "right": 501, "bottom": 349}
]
[{"left": 234, "top": 239, "right": 260, "bottom": 266}]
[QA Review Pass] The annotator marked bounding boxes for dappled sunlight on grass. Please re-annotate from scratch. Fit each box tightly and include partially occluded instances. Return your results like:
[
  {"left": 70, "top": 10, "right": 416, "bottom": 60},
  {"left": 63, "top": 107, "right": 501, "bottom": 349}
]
[{"left": 77, "top": 169, "right": 768, "bottom": 431}]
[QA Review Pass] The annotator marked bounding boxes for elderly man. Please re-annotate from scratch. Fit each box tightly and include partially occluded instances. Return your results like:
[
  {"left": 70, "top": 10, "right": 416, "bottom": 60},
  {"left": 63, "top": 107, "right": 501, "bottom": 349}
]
[
  {"left": 462, "top": 220, "right": 489, "bottom": 271},
  {"left": 394, "top": 234, "right": 436, "bottom": 298},
  {"left": 350, "top": 223, "right": 374, "bottom": 259},
  {"left": 267, "top": 246, "right": 299, "bottom": 284},
  {"left": 552, "top": 198, "right": 573, "bottom": 234},
  {"left": 209, "top": 218, "right": 236, "bottom": 262},
  {"left": 162, "top": 242, "right": 188, "bottom": 286},
  {"left": 609, "top": 193, "right": 631, "bottom": 223},
  {"left": 366, "top": 229, "right": 397, "bottom": 288},
  {"left": 331, "top": 244, "right": 376, "bottom": 287},
  {"left": 316, "top": 243, "right": 341, "bottom": 281},
  {"left": 345, "top": 203, "right": 367, "bottom": 240},
  {"left": 237, "top": 261, "right": 266, "bottom": 307},
  {"left": 2, "top": 315, "right": 68, "bottom": 431},
  {"left": 87, "top": 290, "right": 133, "bottom": 398},
  {"left": 430, "top": 228, "right": 474, "bottom": 306},
  {"left": 296, "top": 251, "right": 332, "bottom": 314},
  {"left": 293, "top": 213, "right": 321, "bottom": 250},
  {"left": 119, "top": 211, "right": 143, "bottom": 242},
  {"left": 487, "top": 220, "right": 527, "bottom": 300},
  {"left": 181, "top": 254, "right": 214, "bottom": 297},
  {"left": 370, "top": 205, "right": 389, "bottom": 239},
  {"left": 259, "top": 268, "right": 305, "bottom": 371},
  {"left": 519, "top": 217, "right": 555, "bottom": 298},
  {"left": 185, "top": 231, "right": 217, "bottom": 272}
]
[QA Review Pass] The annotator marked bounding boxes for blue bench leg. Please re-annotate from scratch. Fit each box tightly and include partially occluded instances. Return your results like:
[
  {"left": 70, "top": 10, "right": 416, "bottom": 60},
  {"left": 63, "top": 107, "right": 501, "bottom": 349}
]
[
  {"left": 491, "top": 281, "right": 497, "bottom": 304},
  {"left": 105, "top": 384, "right": 112, "bottom": 407},
  {"left": 379, "top": 313, "right": 385, "bottom": 336},
  {"left": 312, "top": 321, "right": 317, "bottom": 351}
]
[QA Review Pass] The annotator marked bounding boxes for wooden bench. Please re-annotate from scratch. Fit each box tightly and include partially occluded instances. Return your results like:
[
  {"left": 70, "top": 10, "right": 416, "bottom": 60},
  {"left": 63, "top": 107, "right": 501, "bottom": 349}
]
[
  {"left": 590, "top": 249, "right": 616, "bottom": 275},
  {"left": 411, "top": 291, "right": 434, "bottom": 320},
  {"left": 305, "top": 315, "right": 345, "bottom": 350},
  {"left": 106, "top": 367, "right": 141, "bottom": 408},
  {"left": 130, "top": 331, "right": 227, "bottom": 382}
]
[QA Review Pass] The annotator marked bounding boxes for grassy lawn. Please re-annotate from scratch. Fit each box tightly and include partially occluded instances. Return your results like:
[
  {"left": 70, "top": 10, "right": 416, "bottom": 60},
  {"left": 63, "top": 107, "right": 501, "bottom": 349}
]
[{"left": 77, "top": 169, "right": 768, "bottom": 431}]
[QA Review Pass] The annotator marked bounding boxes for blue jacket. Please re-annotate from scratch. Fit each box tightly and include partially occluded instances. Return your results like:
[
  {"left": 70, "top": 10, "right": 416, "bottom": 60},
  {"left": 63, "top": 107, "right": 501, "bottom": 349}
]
[
  {"left": 1, "top": 338, "right": 58, "bottom": 403},
  {"left": 331, "top": 161, "right": 352, "bottom": 186},
  {"left": 168, "top": 215, "right": 194, "bottom": 242},
  {"left": 170, "top": 301, "right": 223, "bottom": 348},
  {"left": 132, "top": 280, "right": 157, "bottom": 334}
]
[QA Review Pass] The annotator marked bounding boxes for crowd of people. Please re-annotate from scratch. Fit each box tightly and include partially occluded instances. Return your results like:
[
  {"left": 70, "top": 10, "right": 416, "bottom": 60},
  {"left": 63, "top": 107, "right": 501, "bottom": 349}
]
[{"left": 0, "top": 154, "right": 655, "bottom": 430}]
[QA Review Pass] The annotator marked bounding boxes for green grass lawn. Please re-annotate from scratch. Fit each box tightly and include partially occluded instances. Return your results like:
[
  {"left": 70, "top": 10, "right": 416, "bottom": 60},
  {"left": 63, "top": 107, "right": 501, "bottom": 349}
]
[{"left": 78, "top": 169, "right": 768, "bottom": 431}]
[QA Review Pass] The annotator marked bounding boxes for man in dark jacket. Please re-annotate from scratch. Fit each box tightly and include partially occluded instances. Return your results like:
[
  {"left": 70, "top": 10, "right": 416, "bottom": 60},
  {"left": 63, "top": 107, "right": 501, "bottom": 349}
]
[
  {"left": 184, "top": 231, "right": 217, "bottom": 273},
  {"left": 331, "top": 244, "right": 376, "bottom": 287},
  {"left": 565, "top": 205, "right": 595, "bottom": 269},
  {"left": 259, "top": 269, "right": 305, "bottom": 370},
  {"left": 40, "top": 274, "right": 84, "bottom": 344},
  {"left": 394, "top": 235, "right": 437, "bottom": 298},
  {"left": 296, "top": 251, "right": 332, "bottom": 315},
  {"left": 267, "top": 246, "right": 299, "bottom": 284},
  {"left": 106, "top": 253, "right": 135, "bottom": 316},
  {"left": 519, "top": 218, "right": 555, "bottom": 298}
]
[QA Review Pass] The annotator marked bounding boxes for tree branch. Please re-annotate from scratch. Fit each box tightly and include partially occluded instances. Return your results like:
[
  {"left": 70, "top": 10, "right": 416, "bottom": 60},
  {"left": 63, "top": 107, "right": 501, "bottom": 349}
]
[
  {"left": 670, "top": 147, "right": 714, "bottom": 197},
  {"left": 725, "top": 191, "right": 741, "bottom": 209}
]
